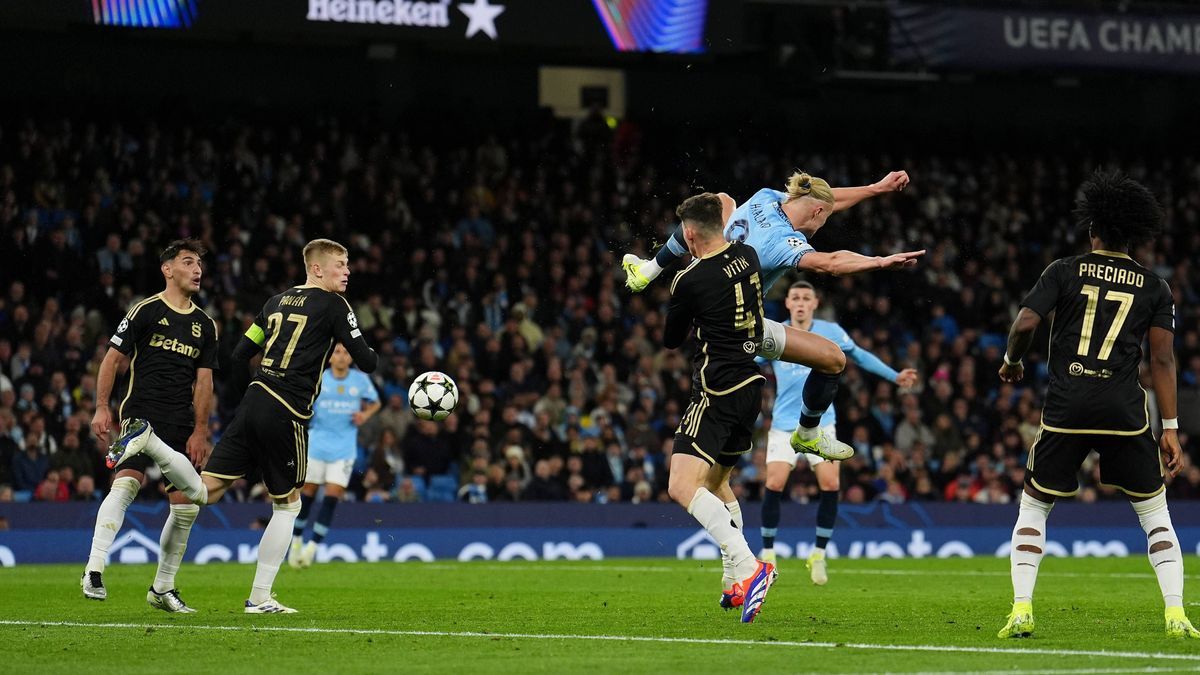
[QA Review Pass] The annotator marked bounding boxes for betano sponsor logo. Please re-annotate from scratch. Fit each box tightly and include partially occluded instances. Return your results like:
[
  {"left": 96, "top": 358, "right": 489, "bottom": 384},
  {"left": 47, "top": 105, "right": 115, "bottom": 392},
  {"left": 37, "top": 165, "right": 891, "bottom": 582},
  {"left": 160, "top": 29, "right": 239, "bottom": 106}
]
[{"left": 148, "top": 333, "right": 201, "bottom": 358}]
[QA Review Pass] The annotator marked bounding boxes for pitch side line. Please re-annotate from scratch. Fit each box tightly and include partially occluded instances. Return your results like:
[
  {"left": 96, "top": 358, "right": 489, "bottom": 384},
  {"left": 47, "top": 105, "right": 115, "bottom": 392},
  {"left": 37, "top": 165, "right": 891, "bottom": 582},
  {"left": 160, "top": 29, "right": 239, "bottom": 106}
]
[
  {"left": 1, "top": 620, "right": 1198, "bottom": 662},
  {"left": 422, "top": 563, "right": 1199, "bottom": 580},
  {"left": 912, "top": 662, "right": 1185, "bottom": 667}
]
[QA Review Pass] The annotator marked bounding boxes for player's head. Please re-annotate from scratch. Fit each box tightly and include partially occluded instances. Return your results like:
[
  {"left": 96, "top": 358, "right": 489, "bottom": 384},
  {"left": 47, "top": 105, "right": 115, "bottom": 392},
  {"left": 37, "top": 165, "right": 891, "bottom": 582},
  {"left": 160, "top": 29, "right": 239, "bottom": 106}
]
[
  {"left": 784, "top": 171, "right": 835, "bottom": 234},
  {"left": 329, "top": 343, "right": 352, "bottom": 373},
  {"left": 1074, "top": 169, "right": 1164, "bottom": 251},
  {"left": 303, "top": 238, "right": 350, "bottom": 292},
  {"left": 676, "top": 192, "right": 724, "bottom": 255},
  {"left": 159, "top": 239, "right": 206, "bottom": 295},
  {"left": 785, "top": 280, "right": 819, "bottom": 325}
]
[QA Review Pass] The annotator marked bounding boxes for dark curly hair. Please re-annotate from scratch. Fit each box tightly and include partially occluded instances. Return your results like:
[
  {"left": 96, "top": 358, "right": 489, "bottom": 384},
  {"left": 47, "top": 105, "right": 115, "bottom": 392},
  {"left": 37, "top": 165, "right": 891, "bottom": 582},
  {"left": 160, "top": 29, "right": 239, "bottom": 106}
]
[{"left": 1073, "top": 169, "right": 1164, "bottom": 250}]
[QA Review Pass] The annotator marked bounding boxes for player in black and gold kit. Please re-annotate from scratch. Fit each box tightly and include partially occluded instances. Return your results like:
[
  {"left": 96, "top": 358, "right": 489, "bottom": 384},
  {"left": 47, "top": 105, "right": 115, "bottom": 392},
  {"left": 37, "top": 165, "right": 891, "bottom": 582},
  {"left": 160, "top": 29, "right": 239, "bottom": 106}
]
[
  {"left": 997, "top": 171, "right": 1199, "bottom": 639},
  {"left": 83, "top": 239, "right": 218, "bottom": 613},
  {"left": 662, "top": 193, "right": 776, "bottom": 624},
  {"left": 108, "top": 238, "right": 378, "bottom": 613}
]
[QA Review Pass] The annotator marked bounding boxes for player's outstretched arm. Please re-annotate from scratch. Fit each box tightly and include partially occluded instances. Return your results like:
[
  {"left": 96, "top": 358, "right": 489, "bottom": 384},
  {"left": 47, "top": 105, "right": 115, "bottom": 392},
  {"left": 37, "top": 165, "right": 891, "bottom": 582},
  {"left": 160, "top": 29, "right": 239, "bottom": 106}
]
[
  {"left": 1149, "top": 326, "right": 1183, "bottom": 476},
  {"left": 831, "top": 171, "right": 909, "bottom": 213},
  {"left": 90, "top": 347, "right": 130, "bottom": 447},
  {"left": 999, "top": 307, "right": 1041, "bottom": 383},
  {"left": 847, "top": 346, "right": 918, "bottom": 388},
  {"left": 797, "top": 249, "right": 924, "bottom": 277}
]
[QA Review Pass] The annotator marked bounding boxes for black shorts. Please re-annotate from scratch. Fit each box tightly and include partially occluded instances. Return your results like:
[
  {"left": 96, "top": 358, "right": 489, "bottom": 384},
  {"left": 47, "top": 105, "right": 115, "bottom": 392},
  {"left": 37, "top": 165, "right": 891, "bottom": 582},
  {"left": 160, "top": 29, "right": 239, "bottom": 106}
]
[
  {"left": 119, "top": 417, "right": 192, "bottom": 476},
  {"left": 674, "top": 383, "right": 762, "bottom": 468},
  {"left": 1025, "top": 427, "right": 1164, "bottom": 498},
  {"left": 203, "top": 385, "right": 309, "bottom": 498}
]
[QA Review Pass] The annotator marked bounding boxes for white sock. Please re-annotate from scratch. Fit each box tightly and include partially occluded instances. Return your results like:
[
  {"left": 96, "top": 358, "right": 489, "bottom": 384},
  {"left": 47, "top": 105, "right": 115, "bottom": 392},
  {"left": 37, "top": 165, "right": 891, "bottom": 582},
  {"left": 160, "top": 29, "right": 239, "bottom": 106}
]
[
  {"left": 797, "top": 425, "right": 819, "bottom": 441},
  {"left": 144, "top": 431, "right": 208, "bottom": 505},
  {"left": 638, "top": 258, "right": 663, "bottom": 281},
  {"left": 722, "top": 499, "right": 744, "bottom": 589},
  {"left": 1010, "top": 492, "right": 1053, "bottom": 603},
  {"left": 250, "top": 500, "right": 301, "bottom": 605},
  {"left": 86, "top": 476, "right": 141, "bottom": 573},
  {"left": 153, "top": 503, "right": 199, "bottom": 593},
  {"left": 688, "top": 488, "right": 756, "bottom": 580},
  {"left": 1132, "top": 492, "right": 1184, "bottom": 608}
]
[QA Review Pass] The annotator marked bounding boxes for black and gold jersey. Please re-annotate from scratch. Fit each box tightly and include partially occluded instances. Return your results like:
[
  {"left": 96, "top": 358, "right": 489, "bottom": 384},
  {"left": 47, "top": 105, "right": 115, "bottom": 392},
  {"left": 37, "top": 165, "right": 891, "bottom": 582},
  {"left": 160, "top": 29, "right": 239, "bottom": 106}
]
[
  {"left": 109, "top": 293, "right": 219, "bottom": 427},
  {"left": 243, "top": 285, "right": 377, "bottom": 419},
  {"left": 1021, "top": 249, "right": 1175, "bottom": 434},
  {"left": 664, "top": 241, "right": 766, "bottom": 397}
]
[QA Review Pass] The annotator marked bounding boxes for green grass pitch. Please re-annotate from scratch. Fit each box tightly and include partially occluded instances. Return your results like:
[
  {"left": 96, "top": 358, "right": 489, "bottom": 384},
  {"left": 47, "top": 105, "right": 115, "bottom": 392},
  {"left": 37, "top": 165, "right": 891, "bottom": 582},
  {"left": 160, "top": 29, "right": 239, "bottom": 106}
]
[{"left": 3, "top": 557, "right": 1199, "bottom": 673}]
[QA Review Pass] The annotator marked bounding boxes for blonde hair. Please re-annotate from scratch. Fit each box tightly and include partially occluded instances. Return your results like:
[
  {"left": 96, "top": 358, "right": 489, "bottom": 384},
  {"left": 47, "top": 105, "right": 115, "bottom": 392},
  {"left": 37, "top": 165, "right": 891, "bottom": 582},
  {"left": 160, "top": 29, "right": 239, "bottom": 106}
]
[
  {"left": 302, "top": 238, "right": 348, "bottom": 267},
  {"left": 785, "top": 171, "right": 834, "bottom": 205}
]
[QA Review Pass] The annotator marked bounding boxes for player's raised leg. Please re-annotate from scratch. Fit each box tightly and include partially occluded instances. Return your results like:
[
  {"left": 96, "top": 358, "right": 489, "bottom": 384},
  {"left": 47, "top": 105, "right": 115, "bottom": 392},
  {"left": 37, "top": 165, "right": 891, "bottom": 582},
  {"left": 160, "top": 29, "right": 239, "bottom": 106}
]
[
  {"left": 768, "top": 323, "right": 853, "bottom": 461},
  {"left": 107, "top": 420, "right": 210, "bottom": 505},
  {"left": 624, "top": 193, "right": 739, "bottom": 292},
  {"left": 622, "top": 226, "right": 687, "bottom": 292}
]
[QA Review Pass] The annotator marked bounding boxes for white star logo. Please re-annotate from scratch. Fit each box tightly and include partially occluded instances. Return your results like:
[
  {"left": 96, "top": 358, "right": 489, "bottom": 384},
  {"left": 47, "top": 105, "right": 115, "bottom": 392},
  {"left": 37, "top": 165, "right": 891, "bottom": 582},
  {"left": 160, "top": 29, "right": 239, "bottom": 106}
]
[{"left": 458, "top": 0, "right": 504, "bottom": 40}]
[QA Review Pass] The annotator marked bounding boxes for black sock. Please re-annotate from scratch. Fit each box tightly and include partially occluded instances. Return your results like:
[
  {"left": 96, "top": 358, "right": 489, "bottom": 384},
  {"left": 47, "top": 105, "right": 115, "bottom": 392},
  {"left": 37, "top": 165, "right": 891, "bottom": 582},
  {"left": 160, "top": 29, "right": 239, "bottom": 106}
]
[
  {"left": 292, "top": 493, "right": 314, "bottom": 538},
  {"left": 815, "top": 489, "right": 839, "bottom": 549},
  {"left": 655, "top": 226, "right": 688, "bottom": 267},
  {"left": 760, "top": 488, "right": 782, "bottom": 549},
  {"left": 312, "top": 496, "right": 339, "bottom": 544},
  {"left": 799, "top": 370, "right": 841, "bottom": 429}
]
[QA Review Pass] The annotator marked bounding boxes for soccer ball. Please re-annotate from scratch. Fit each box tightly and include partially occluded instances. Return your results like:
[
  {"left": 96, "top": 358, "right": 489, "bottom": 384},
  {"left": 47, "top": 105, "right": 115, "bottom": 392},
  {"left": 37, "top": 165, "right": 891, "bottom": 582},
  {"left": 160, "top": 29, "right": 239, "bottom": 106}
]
[{"left": 408, "top": 371, "right": 459, "bottom": 421}]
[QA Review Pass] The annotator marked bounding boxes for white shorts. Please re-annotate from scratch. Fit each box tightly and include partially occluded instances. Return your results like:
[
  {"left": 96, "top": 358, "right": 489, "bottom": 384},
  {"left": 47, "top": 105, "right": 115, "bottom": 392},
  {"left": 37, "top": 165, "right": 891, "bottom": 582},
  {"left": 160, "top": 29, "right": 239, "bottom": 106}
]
[
  {"left": 305, "top": 458, "right": 355, "bottom": 488},
  {"left": 758, "top": 318, "right": 787, "bottom": 360},
  {"left": 766, "top": 425, "right": 838, "bottom": 468}
]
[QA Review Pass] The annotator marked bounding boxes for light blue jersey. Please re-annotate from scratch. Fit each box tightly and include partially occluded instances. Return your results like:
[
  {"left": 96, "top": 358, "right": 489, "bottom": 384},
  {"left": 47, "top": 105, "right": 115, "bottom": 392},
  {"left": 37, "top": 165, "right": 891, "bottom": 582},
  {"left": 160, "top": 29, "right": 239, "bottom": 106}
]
[
  {"left": 308, "top": 368, "right": 378, "bottom": 462},
  {"left": 724, "top": 188, "right": 816, "bottom": 292},
  {"left": 767, "top": 319, "right": 900, "bottom": 433}
]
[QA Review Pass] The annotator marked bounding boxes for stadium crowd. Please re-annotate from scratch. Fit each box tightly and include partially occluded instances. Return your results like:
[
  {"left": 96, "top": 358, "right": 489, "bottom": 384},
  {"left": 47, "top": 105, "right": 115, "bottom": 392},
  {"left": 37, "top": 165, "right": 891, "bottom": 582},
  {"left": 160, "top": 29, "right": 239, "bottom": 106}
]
[{"left": 0, "top": 112, "right": 1198, "bottom": 505}]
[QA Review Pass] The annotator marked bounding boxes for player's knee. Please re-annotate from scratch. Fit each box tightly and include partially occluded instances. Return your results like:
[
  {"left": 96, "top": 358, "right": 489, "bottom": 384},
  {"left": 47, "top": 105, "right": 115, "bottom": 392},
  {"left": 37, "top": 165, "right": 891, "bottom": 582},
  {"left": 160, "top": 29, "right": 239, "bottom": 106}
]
[
  {"left": 764, "top": 467, "right": 788, "bottom": 492},
  {"left": 275, "top": 497, "right": 302, "bottom": 514},
  {"left": 822, "top": 345, "right": 847, "bottom": 374}
]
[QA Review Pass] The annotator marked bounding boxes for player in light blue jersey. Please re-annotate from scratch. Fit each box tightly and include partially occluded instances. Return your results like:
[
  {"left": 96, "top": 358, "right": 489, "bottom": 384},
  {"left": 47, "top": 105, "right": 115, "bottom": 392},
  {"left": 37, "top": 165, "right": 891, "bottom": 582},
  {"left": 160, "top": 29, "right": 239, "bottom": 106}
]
[
  {"left": 289, "top": 343, "right": 380, "bottom": 568},
  {"left": 758, "top": 281, "right": 916, "bottom": 584},
  {"left": 623, "top": 171, "right": 923, "bottom": 463}
]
